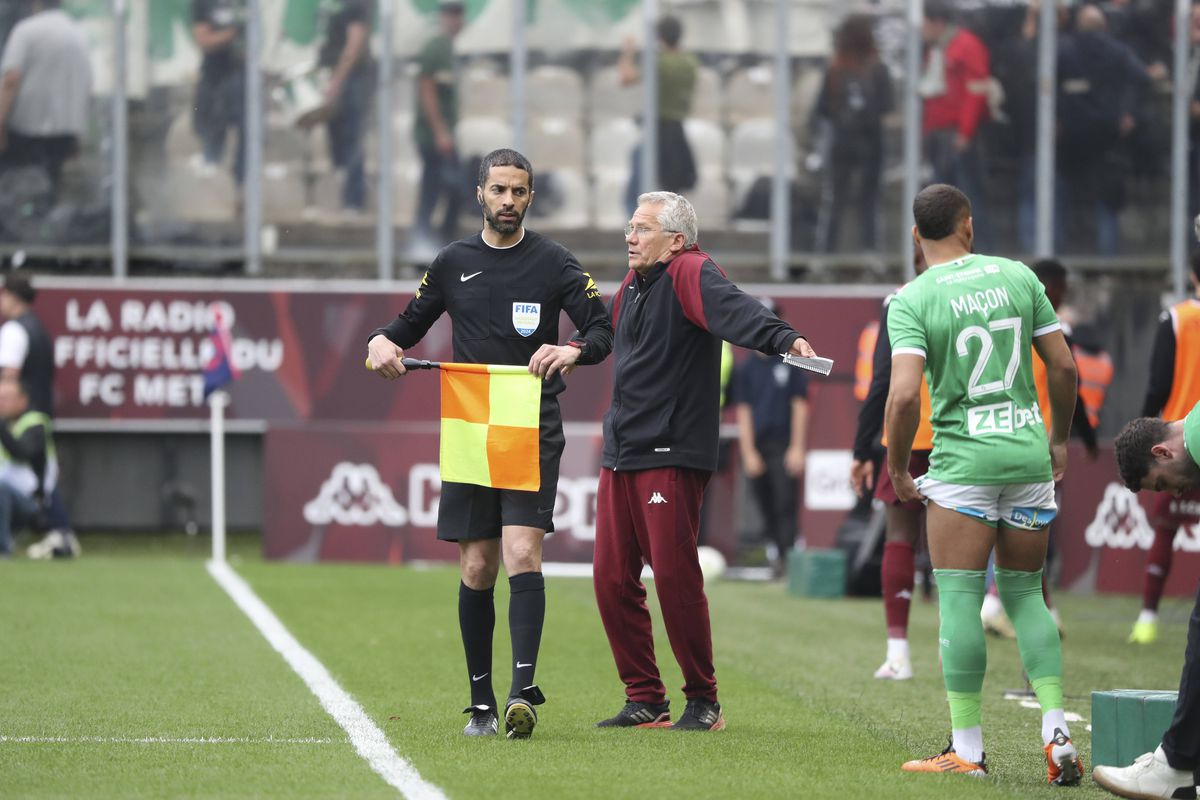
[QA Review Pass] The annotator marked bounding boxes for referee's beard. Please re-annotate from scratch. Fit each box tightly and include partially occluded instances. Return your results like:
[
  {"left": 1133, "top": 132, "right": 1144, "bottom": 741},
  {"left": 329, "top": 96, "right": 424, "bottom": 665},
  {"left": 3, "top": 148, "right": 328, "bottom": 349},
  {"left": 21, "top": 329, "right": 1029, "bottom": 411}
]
[{"left": 483, "top": 203, "right": 526, "bottom": 236}]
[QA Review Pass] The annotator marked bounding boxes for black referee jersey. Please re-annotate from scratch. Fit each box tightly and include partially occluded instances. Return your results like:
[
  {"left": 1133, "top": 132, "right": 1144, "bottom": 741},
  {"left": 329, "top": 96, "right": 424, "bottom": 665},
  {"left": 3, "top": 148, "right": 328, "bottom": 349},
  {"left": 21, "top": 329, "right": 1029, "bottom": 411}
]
[{"left": 371, "top": 229, "right": 613, "bottom": 398}]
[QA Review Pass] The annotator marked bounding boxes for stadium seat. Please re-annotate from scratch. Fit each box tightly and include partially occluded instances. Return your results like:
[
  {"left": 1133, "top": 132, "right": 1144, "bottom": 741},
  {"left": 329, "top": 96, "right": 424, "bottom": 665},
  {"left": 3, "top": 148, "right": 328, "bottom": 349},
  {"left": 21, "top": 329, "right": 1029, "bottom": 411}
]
[
  {"left": 262, "top": 162, "right": 307, "bottom": 223},
  {"left": 526, "top": 117, "right": 586, "bottom": 172},
  {"left": 691, "top": 66, "right": 723, "bottom": 123},
  {"left": 527, "top": 65, "right": 584, "bottom": 121},
  {"left": 456, "top": 116, "right": 514, "bottom": 162},
  {"left": 310, "top": 169, "right": 345, "bottom": 217},
  {"left": 530, "top": 169, "right": 589, "bottom": 229},
  {"left": 590, "top": 174, "right": 630, "bottom": 230},
  {"left": 688, "top": 176, "right": 730, "bottom": 227},
  {"left": 589, "top": 118, "right": 639, "bottom": 180},
  {"left": 152, "top": 163, "right": 238, "bottom": 223},
  {"left": 459, "top": 61, "right": 512, "bottom": 120},
  {"left": 165, "top": 111, "right": 202, "bottom": 161},
  {"left": 587, "top": 65, "right": 639, "bottom": 123},
  {"left": 365, "top": 112, "right": 418, "bottom": 172},
  {"left": 264, "top": 121, "right": 311, "bottom": 165},
  {"left": 725, "top": 65, "right": 774, "bottom": 124},
  {"left": 729, "top": 118, "right": 794, "bottom": 183},
  {"left": 684, "top": 118, "right": 725, "bottom": 181},
  {"left": 391, "top": 163, "right": 421, "bottom": 228}
]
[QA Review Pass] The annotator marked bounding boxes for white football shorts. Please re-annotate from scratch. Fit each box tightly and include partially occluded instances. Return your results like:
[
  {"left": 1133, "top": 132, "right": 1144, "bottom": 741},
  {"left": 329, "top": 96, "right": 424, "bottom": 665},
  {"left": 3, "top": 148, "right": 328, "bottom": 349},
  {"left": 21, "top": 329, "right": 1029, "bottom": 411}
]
[{"left": 914, "top": 475, "right": 1057, "bottom": 530}]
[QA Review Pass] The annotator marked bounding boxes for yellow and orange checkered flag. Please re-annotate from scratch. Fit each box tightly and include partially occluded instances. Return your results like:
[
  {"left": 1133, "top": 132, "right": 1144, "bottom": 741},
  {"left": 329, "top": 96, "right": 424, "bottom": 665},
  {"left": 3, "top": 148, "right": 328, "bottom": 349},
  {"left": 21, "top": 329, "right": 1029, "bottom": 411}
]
[{"left": 439, "top": 363, "right": 542, "bottom": 491}]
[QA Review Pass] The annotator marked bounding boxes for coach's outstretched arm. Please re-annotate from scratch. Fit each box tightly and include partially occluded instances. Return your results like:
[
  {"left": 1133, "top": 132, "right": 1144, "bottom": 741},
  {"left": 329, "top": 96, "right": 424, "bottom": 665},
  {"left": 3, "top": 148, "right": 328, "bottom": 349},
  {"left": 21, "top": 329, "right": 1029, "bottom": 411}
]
[
  {"left": 671, "top": 256, "right": 816, "bottom": 358},
  {"left": 1033, "top": 329, "right": 1078, "bottom": 482}
]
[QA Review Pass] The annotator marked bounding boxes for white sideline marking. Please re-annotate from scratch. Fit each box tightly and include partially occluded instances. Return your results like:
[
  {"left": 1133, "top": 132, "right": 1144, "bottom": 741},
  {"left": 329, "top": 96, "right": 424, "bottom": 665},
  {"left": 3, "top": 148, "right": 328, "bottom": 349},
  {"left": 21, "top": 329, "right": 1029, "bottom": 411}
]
[
  {"left": 206, "top": 560, "right": 447, "bottom": 800},
  {"left": 1, "top": 735, "right": 337, "bottom": 745}
]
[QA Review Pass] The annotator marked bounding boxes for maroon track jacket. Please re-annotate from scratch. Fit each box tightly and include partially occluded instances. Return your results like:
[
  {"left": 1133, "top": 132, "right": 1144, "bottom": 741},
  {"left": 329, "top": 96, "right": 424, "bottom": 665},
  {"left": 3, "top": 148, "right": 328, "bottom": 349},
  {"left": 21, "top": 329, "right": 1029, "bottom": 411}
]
[{"left": 601, "top": 246, "right": 804, "bottom": 473}]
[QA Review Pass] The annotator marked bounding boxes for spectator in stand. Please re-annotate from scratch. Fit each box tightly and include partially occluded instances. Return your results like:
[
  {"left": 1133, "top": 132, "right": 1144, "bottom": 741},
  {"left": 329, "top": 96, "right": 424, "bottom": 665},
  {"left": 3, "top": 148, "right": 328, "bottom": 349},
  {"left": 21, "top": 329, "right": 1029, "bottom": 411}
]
[
  {"left": 412, "top": 1, "right": 465, "bottom": 255},
  {"left": 190, "top": 0, "right": 245, "bottom": 188},
  {"left": 729, "top": 298, "right": 810, "bottom": 578},
  {"left": 619, "top": 14, "right": 698, "bottom": 213},
  {"left": 1056, "top": 3, "right": 1155, "bottom": 255},
  {"left": 812, "top": 14, "right": 893, "bottom": 253},
  {"left": 920, "top": 0, "right": 992, "bottom": 250},
  {"left": 317, "top": 0, "right": 373, "bottom": 214},
  {"left": 0, "top": 0, "right": 91, "bottom": 203},
  {"left": 992, "top": 0, "right": 1065, "bottom": 254}
]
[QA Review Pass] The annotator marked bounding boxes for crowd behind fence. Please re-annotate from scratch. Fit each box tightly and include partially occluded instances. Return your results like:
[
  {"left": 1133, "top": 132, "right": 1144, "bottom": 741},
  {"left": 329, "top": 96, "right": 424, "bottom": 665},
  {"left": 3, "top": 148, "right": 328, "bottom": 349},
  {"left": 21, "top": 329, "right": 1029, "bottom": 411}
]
[{"left": 0, "top": 0, "right": 1195, "bottom": 286}]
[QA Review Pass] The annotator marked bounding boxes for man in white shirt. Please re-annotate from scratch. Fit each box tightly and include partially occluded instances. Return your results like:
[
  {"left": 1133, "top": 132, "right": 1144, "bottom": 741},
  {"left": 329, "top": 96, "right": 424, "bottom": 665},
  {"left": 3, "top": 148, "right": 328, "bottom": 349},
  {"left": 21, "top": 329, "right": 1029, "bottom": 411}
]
[{"left": 0, "top": 0, "right": 92, "bottom": 198}]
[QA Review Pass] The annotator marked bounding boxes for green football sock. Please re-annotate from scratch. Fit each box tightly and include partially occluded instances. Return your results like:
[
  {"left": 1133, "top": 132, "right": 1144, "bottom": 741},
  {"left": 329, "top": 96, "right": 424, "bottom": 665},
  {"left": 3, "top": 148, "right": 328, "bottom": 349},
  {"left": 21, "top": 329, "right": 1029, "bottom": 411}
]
[
  {"left": 934, "top": 569, "right": 988, "bottom": 729},
  {"left": 995, "top": 567, "right": 1063, "bottom": 711}
]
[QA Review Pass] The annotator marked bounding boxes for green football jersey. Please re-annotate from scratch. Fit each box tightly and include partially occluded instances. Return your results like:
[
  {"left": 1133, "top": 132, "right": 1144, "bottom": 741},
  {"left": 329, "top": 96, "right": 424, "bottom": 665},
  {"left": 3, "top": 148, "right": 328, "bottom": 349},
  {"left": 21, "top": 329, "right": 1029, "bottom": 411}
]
[
  {"left": 887, "top": 253, "right": 1061, "bottom": 485},
  {"left": 1184, "top": 400, "right": 1200, "bottom": 469}
]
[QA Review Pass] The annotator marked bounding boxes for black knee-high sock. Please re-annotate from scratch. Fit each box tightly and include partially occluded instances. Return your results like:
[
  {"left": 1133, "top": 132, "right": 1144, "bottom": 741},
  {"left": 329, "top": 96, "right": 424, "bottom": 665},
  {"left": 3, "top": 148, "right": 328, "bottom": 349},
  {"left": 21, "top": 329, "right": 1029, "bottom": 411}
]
[
  {"left": 508, "top": 571, "right": 545, "bottom": 699},
  {"left": 459, "top": 582, "right": 496, "bottom": 710}
]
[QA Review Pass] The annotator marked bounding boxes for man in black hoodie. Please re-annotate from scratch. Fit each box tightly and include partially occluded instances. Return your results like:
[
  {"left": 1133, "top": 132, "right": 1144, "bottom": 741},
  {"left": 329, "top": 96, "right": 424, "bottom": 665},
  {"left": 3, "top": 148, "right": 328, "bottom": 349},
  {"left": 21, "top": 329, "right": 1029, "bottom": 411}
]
[{"left": 592, "top": 190, "right": 818, "bottom": 732}]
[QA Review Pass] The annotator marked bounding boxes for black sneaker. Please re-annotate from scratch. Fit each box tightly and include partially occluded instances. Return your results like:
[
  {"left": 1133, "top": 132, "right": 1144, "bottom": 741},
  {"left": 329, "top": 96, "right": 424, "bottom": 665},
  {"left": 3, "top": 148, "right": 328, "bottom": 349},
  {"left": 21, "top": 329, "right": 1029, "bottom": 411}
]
[
  {"left": 504, "top": 685, "right": 546, "bottom": 740},
  {"left": 462, "top": 705, "right": 498, "bottom": 736},
  {"left": 594, "top": 700, "right": 672, "bottom": 728},
  {"left": 670, "top": 698, "right": 725, "bottom": 731}
]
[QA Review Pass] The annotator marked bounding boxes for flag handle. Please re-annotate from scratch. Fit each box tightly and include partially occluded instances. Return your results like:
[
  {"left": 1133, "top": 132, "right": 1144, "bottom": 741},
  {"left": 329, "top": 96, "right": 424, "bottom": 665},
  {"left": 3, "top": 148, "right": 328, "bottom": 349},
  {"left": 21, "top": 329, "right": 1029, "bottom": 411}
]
[{"left": 363, "top": 357, "right": 440, "bottom": 371}]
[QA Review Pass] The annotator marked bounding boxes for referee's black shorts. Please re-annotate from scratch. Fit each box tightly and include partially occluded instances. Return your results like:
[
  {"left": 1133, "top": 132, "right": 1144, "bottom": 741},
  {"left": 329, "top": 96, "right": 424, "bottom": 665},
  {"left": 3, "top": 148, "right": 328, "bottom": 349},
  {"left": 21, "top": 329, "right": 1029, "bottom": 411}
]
[{"left": 436, "top": 396, "right": 564, "bottom": 541}]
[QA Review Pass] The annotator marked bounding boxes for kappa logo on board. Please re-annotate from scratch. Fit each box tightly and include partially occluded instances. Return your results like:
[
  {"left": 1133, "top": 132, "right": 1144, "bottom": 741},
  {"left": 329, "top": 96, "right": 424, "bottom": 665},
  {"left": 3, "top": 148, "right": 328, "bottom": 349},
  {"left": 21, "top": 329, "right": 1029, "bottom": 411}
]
[
  {"left": 1085, "top": 483, "right": 1153, "bottom": 550},
  {"left": 1082, "top": 483, "right": 1200, "bottom": 553},
  {"left": 303, "top": 463, "right": 408, "bottom": 527}
]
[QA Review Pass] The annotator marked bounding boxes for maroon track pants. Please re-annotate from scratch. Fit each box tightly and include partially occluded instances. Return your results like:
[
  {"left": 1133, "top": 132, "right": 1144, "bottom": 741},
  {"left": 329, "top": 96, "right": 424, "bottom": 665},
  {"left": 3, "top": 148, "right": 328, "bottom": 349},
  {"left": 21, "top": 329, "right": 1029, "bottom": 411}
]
[{"left": 593, "top": 466, "right": 717, "bottom": 704}]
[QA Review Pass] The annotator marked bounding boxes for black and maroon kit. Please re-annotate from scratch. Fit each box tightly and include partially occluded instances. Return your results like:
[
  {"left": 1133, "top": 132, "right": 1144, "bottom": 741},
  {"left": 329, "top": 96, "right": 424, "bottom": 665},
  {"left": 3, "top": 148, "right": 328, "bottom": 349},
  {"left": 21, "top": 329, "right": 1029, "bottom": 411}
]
[
  {"left": 601, "top": 246, "right": 802, "bottom": 473},
  {"left": 594, "top": 245, "right": 805, "bottom": 707}
]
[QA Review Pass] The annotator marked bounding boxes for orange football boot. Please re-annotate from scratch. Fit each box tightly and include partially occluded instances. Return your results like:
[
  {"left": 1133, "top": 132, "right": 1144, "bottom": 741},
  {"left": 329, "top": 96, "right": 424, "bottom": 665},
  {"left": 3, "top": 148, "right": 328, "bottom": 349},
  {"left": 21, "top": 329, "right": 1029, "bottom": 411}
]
[
  {"left": 1044, "top": 728, "right": 1083, "bottom": 786},
  {"left": 902, "top": 739, "right": 988, "bottom": 777}
]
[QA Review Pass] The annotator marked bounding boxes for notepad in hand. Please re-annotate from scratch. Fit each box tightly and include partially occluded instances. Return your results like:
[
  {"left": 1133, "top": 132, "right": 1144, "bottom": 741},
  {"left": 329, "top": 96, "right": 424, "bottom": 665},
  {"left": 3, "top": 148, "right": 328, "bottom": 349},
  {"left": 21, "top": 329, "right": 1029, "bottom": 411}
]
[{"left": 780, "top": 353, "right": 834, "bottom": 376}]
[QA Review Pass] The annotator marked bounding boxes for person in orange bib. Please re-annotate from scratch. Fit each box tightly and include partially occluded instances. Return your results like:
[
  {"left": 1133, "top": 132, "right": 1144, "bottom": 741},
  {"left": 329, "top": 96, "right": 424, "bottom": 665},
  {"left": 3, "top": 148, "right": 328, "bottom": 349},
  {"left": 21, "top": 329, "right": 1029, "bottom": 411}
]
[
  {"left": 1130, "top": 252, "right": 1200, "bottom": 644},
  {"left": 850, "top": 244, "right": 930, "bottom": 681}
]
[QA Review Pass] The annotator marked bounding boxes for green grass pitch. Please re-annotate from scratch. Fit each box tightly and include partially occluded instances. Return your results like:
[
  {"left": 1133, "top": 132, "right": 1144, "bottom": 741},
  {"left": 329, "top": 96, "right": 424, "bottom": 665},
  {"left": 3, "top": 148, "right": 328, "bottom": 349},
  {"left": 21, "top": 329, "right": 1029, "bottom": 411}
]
[{"left": 0, "top": 532, "right": 1190, "bottom": 799}]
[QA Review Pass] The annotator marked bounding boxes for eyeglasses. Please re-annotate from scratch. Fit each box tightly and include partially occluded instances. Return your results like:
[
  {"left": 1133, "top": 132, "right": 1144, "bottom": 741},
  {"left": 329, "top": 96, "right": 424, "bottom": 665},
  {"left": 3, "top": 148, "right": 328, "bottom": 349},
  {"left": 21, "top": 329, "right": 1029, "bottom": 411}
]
[{"left": 623, "top": 223, "right": 678, "bottom": 238}]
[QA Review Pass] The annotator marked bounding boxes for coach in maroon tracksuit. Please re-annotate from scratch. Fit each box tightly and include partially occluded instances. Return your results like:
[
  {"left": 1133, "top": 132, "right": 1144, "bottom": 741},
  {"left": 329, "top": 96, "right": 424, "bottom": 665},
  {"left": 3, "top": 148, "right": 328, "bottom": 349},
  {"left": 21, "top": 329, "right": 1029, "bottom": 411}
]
[{"left": 592, "top": 191, "right": 818, "bottom": 732}]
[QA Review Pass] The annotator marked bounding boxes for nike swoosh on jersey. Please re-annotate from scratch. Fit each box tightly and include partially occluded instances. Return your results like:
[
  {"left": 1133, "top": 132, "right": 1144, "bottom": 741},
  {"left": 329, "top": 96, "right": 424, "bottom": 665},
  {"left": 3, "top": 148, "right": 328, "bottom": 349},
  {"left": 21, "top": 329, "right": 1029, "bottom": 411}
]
[{"left": 461, "top": 271, "right": 483, "bottom": 282}]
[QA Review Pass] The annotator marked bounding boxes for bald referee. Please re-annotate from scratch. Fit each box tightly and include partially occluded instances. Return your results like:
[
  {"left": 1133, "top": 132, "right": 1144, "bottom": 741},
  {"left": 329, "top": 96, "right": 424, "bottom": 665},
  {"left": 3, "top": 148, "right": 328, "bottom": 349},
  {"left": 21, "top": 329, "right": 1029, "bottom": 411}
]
[{"left": 368, "top": 148, "right": 612, "bottom": 739}]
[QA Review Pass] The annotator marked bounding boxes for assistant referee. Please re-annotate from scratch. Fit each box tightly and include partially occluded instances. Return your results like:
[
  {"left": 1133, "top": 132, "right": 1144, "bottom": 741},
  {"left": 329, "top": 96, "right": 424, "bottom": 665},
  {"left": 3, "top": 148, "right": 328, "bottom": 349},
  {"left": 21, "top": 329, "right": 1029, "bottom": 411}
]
[{"left": 367, "top": 148, "right": 613, "bottom": 739}]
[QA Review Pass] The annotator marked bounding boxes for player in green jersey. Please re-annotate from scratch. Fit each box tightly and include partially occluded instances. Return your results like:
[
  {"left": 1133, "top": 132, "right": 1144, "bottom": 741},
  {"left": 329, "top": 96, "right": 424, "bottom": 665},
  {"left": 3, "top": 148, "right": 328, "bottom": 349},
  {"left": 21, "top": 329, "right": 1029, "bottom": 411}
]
[{"left": 884, "top": 184, "right": 1082, "bottom": 784}]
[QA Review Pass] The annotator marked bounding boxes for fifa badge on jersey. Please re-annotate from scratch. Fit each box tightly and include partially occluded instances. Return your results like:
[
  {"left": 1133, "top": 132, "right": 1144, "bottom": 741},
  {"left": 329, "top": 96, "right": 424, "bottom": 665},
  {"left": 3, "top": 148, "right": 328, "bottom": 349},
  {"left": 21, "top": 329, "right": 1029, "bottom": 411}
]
[{"left": 512, "top": 302, "right": 541, "bottom": 337}]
